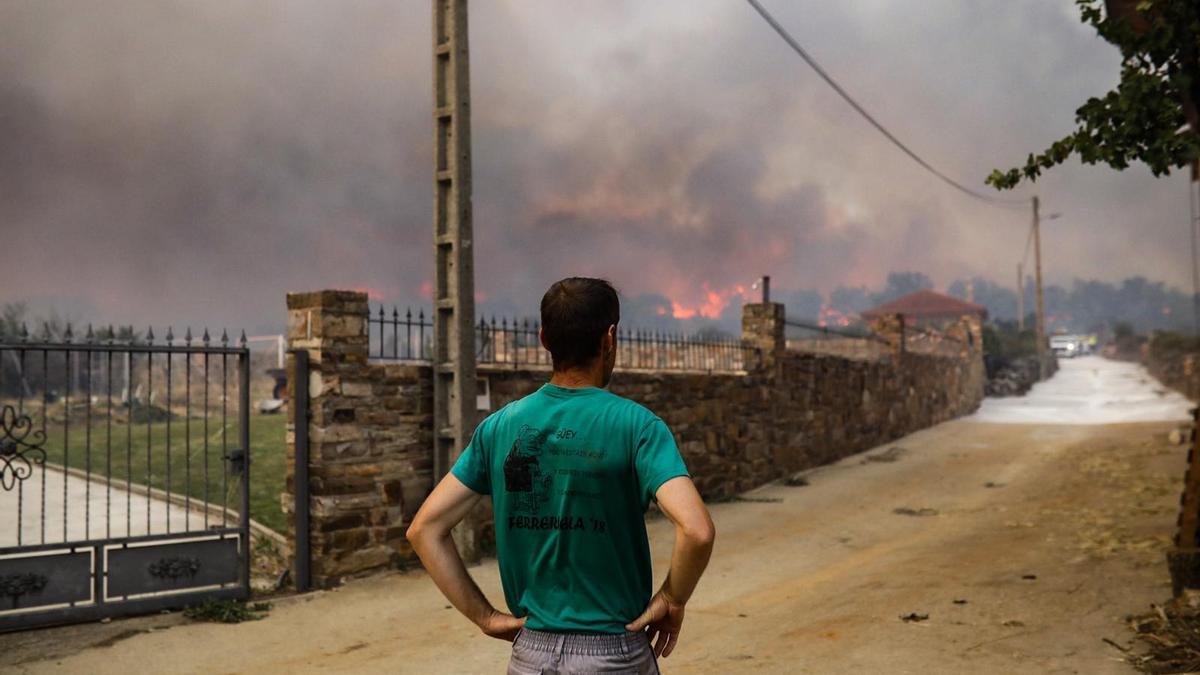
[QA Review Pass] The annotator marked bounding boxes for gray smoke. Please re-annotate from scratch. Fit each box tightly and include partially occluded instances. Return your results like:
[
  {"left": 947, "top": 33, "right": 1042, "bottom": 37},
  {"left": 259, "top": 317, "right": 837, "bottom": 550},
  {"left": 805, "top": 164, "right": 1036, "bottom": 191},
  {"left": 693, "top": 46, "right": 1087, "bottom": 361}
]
[{"left": 0, "top": 0, "right": 1192, "bottom": 334}]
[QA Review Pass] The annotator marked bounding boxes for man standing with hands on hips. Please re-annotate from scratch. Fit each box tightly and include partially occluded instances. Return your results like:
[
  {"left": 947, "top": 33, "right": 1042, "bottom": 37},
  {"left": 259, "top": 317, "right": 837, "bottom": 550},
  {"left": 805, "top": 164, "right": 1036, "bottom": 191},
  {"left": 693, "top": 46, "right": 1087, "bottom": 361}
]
[{"left": 407, "top": 277, "right": 716, "bottom": 674}]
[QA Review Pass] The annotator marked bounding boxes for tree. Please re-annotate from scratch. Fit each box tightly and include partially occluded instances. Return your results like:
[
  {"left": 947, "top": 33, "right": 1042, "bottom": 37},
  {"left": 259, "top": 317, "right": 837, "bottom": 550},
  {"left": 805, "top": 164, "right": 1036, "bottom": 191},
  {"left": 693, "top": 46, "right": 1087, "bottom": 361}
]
[
  {"left": 987, "top": 0, "right": 1200, "bottom": 189},
  {"left": 778, "top": 289, "right": 823, "bottom": 321},
  {"left": 870, "top": 272, "right": 934, "bottom": 305},
  {"left": 0, "top": 302, "right": 29, "bottom": 338},
  {"left": 828, "top": 286, "right": 871, "bottom": 315},
  {"left": 949, "top": 277, "right": 1019, "bottom": 318}
]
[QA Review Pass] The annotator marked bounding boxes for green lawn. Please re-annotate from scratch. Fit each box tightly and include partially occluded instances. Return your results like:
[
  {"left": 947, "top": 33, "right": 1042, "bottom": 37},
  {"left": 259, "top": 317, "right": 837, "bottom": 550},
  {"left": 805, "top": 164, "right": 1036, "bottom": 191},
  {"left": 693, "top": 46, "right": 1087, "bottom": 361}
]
[{"left": 39, "top": 412, "right": 289, "bottom": 533}]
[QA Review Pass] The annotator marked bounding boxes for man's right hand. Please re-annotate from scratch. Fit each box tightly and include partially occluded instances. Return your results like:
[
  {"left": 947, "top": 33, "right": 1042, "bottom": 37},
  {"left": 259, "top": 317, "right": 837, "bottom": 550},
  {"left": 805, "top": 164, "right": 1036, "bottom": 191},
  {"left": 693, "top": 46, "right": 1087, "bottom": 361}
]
[
  {"left": 626, "top": 590, "right": 686, "bottom": 658},
  {"left": 479, "top": 609, "right": 526, "bottom": 642}
]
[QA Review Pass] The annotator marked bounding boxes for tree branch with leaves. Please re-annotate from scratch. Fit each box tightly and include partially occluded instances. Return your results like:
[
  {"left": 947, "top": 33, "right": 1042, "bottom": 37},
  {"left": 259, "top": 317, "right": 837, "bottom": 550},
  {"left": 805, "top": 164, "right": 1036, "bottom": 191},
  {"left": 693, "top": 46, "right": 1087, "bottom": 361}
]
[{"left": 987, "top": 0, "right": 1200, "bottom": 190}]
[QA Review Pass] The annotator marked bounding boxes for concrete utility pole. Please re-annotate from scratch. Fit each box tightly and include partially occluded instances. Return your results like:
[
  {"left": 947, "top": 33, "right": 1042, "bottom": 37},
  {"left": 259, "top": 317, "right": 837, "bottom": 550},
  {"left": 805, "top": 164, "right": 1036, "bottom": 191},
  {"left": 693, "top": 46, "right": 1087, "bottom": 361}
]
[
  {"left": 1033, "top": 196, "right": 1047, "bottom": 379},
  {"left": 431, "top": 0, "right": 477, "bottom": 503},
  {"left": 1016, "top": 263, "right": 1024, "bottom": 332}
]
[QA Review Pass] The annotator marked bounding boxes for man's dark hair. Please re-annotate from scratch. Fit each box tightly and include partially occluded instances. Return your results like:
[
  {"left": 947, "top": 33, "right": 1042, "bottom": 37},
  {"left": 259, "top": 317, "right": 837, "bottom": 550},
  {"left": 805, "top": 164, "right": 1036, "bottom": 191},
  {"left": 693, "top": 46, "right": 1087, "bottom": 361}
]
[{"left": 540, "top": 278, "right": 620, "bottom": 370}]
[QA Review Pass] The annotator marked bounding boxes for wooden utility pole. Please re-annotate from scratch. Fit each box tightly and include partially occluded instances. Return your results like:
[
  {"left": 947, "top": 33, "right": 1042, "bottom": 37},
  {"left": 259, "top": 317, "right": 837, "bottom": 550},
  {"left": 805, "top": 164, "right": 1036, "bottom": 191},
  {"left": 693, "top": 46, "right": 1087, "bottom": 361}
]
[
  {"left": 432, "top": 0, "right": 478, "bottom": 557},
  {"left": 1016, "top": 263, "right": 1024, "bottom": 332},
  {"left": 1033, "top": 196, "right": 1047, "bottom": 379},
  {"left": 1191, "top": 160, "right": 1200, "bottom": 335}
]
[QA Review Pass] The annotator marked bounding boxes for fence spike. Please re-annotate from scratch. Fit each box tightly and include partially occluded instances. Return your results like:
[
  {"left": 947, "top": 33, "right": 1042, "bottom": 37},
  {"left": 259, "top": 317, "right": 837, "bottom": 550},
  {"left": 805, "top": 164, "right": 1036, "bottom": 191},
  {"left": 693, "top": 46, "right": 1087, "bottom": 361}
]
[
  {"left": 185, "top": 326, "right": 193, "bottom": 345},
  {"left": 378, "top": 305, "right": 385, "bottom": 320},
  {"left": 106, "top": 324, "right": 114, "bottom": 345},
  {"left": 166, "top": 326, "right": 174, "bottom": 344},
  {"left": 19, "top": 322, "right": 28, "bottom": 343},
  {"left": 201, "top": 328, "right": 210, "bottom": 345},
  {"left": 240, "top": 330, "right": 247, "bottom": 347},
  {"left": 392, "top": 307, "right": 400, "bottom": 320},
  {"left": 63, "top": 323, "right": 74, "bottom": 343},
  {"left": 145, "top": 326, "right": 154, "bottom": 344},
  {"left": 85, "top": 324, "right": 95, "bottom": 343},
  {"left": 502, "top": 317, "right": 508, "bottom": 329},
  {"left": 418, "top": 308, "right": 424, "bottom": 323},
  {"left": 221, "top": 329, "right": 229, "bottom": 346}
]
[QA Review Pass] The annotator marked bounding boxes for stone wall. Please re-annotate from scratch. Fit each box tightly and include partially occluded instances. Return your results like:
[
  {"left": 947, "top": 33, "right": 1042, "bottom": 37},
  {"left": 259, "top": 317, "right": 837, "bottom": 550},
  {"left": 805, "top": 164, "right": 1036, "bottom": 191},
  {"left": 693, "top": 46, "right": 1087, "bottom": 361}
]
[
  {"left": 483, "top": 351, "right": 981, "bottom": 496},
  {"left": 285, "top": 291, "right": 435, "bottom": 587},
  {"left": 786, "top": 337, "right": 885, "bottom": 361},
  {"left": 287, "top": 291, "right": 985, "bottom": 587},
  {"left": 1144, "top": 344, "right": 1200, "bottom": 401}
]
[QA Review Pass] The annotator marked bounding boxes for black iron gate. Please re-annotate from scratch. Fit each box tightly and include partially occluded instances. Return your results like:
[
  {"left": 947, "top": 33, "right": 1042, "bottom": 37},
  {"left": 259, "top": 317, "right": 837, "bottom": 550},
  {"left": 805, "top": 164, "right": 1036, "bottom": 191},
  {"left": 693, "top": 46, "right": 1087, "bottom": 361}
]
[{"left": 0, "top": 328, "right": 251, "bottom": 630}]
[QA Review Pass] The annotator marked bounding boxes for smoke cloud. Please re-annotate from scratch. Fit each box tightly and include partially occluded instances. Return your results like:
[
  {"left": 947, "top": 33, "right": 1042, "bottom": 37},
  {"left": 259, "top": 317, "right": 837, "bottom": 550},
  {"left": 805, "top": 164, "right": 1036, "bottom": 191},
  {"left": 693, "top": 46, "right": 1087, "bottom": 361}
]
[{"left": 0, "top": 0, "right": 1193, "bottom": 334}]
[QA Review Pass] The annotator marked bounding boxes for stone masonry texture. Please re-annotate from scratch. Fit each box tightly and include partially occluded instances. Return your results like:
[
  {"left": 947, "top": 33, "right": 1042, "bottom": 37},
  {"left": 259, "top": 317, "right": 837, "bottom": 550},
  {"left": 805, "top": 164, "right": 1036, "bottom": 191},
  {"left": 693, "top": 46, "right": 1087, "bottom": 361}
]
[{"left": 287, "top": 291, "right": 985, "bottom": 586}]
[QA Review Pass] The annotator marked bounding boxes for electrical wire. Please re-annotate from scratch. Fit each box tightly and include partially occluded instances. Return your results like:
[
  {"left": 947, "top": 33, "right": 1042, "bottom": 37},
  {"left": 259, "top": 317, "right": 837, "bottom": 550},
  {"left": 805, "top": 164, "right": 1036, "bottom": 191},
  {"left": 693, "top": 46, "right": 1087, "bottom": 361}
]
[{"left": 744, "top": 0, "right": 1027, "bottom": 208}]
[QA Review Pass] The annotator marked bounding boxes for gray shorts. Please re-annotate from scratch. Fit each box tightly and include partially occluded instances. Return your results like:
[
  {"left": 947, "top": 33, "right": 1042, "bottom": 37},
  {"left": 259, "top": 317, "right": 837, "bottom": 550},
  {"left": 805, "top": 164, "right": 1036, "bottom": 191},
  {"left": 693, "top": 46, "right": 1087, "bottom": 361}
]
[{"left": 507, "top": 628, "right": 661, "bottom": 675}]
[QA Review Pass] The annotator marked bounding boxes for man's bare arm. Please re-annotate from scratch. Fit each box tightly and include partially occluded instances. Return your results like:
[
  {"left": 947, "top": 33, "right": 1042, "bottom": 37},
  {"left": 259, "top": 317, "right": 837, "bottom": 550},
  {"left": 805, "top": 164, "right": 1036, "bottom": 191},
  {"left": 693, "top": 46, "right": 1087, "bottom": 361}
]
[
  {"left": 626, "top": 476, "right": 715, "bottom": 658},
  {"left": 406, "top": 474, "right": 525, "bottom": 640}
]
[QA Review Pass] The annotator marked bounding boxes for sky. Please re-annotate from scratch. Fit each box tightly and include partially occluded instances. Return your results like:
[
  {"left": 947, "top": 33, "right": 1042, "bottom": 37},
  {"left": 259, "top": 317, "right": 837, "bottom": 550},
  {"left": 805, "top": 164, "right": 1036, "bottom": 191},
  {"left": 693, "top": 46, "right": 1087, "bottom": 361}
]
[{"left": 0, "top": 0, "right": 1195, "bottom": 336}]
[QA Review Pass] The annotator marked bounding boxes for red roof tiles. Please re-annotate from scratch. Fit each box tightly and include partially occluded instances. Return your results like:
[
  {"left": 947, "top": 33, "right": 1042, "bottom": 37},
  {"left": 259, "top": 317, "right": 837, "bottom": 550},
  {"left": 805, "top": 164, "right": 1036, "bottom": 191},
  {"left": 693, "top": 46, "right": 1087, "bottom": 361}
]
[{"left": 860, "top": 289, "right": 988, "bottom": 320}]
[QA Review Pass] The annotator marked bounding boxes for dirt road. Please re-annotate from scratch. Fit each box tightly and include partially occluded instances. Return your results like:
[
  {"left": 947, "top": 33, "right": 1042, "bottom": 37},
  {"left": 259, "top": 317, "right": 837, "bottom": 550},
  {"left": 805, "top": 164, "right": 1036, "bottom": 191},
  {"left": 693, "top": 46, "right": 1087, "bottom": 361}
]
[{"left": 6, "top": 357, "right": 1192, "bottom": 674}]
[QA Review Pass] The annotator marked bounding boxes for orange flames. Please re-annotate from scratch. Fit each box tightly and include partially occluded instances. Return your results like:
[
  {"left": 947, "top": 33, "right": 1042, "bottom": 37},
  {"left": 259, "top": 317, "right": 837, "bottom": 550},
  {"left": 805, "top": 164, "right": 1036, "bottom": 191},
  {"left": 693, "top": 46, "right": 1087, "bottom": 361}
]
[
  {"left": 667, "top": 283, "right": 752, "bottom": 320},
  {"left": 818, "top": 303, "right": 853, "bottom": 327}
]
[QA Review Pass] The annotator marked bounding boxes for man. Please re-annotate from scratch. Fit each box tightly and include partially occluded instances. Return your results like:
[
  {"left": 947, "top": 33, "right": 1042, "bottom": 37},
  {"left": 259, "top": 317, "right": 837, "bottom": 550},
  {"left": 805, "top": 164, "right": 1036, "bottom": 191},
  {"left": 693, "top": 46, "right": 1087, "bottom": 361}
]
[{"left": 407, "top": 277, "right": 716, "bottom": 674}]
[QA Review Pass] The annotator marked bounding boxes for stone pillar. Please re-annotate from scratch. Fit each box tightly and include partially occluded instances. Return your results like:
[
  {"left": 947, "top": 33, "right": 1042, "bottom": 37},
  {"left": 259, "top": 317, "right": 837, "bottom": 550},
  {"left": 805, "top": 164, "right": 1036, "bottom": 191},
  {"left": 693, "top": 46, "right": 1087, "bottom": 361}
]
[
  {"left": 870, "top": 313, "right": 906, "bottom": 358},
  {"left": 741, "top": 302, "right": 786, "bottom": 375},
  {"left": 955, "top": 314, "right": 986, "bottom": 408},
  {"left": 286, "top": 290, "right": 397, "bottom": 588},
  {"left": 946, "top": 315, "right": 983, "bottom": 356},
  {"left": 963, "top": 314, "right": 983, "bottom": 352}
]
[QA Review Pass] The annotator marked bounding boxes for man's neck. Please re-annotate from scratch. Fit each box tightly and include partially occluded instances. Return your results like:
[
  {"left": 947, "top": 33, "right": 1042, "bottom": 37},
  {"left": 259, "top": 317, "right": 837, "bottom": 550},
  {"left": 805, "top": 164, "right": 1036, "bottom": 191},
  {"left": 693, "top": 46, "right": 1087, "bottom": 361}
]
[{"left": 549, "top": 366, "right": 604, "bottom": 389}]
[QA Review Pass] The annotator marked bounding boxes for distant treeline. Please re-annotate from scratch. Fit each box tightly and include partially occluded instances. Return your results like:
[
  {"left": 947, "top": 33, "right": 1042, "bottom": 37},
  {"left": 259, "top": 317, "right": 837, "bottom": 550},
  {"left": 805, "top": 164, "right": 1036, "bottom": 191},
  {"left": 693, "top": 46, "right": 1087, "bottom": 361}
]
[
  {"left": 773, "top": 272, "right": 1195, "bottom": 336},
  {"left": 6, "top": 271, "right": 1194, "bottom": 352}
]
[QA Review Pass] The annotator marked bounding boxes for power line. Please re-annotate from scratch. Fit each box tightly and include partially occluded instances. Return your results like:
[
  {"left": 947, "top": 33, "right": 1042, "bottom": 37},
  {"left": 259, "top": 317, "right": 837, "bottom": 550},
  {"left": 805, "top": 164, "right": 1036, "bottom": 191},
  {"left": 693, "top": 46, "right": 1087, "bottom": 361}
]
[{"left": 744, "top": 0, "right": 1026, "bottom": 208}]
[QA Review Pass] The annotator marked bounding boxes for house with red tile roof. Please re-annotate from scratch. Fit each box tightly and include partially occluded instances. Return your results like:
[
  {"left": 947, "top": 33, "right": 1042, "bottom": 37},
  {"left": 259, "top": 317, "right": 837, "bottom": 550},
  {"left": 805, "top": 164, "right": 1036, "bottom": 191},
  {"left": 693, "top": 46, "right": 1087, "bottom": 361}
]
[{"left": 860, "top": 289, "right": 988, "bottom": 322}]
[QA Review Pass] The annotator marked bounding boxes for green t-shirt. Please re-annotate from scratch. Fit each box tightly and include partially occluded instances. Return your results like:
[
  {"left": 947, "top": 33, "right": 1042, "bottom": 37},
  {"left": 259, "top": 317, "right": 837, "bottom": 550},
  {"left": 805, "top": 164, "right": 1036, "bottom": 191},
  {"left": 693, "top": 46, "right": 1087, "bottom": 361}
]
[{"left": 450, "top": 383, "right": 689, "bottom": 634}]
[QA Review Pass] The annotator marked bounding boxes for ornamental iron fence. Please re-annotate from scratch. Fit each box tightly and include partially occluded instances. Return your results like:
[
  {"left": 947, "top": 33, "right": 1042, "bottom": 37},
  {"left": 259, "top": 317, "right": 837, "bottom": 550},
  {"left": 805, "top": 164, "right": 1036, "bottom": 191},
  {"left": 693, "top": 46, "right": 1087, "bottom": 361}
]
[
  {"left": 0, "top": 325, "right": 251, "bottom": 630},
  {"left": 369, "top": 305, "right": 756, "bottom": 373}
]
